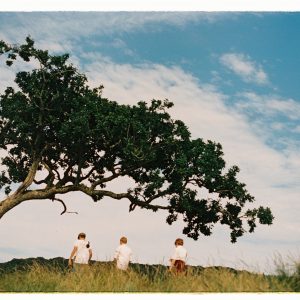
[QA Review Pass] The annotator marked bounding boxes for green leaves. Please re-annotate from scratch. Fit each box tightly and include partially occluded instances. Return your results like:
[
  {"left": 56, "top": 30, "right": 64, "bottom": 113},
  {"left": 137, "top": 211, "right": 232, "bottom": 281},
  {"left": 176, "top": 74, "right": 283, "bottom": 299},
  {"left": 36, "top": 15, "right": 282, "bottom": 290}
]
[
  {"left": 5, "top": 60, "right": 13, "bottom": 66},
  {"left": 257, "top": 206, "right": 274, "bottom": 225},
  {"left": 0, "top": 37, "right": 274, "bottom": 242}
]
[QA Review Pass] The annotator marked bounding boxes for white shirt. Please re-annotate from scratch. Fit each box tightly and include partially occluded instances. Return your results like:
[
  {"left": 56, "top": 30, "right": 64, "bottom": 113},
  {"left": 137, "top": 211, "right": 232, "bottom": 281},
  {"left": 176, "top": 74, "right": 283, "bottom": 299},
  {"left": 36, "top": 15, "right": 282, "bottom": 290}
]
[
  {"left": 170, "top": 245, "right": 187, "bottom": 262},
  {"left": 73, "top": 239, "right": 91, "bottom": 264},
  {"left": 114, "top": 244, "right": 133, "bottom": 270}
]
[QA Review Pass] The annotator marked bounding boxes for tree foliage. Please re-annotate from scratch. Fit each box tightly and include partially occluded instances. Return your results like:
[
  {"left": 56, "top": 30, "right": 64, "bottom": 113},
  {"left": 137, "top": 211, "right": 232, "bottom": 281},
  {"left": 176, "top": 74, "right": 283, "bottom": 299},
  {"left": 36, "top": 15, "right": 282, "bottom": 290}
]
[{"left": 0, "top": 37, "right": 273, "bottom": 242}]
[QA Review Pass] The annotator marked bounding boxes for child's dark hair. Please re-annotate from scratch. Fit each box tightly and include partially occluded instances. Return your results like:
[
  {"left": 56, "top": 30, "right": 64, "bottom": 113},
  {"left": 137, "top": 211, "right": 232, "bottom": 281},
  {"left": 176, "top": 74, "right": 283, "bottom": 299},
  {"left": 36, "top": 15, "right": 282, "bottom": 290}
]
[
  {"left": 175, "top": 238, "right": 184, "bottom": 246},
  {"left": 86, "top": 242, "right": 90, "bottom": 248},
  {"left": 77, "top": 232, "right": 86, "bottom": 239},
  {"left": 120, "top": 236, "right": 127, "bottom": 244}
]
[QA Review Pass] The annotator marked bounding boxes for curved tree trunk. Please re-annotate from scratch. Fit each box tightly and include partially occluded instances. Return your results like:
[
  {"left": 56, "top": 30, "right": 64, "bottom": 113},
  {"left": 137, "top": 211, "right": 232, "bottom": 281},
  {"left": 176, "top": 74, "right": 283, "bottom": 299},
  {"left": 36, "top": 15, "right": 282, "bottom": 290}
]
[
  {"left": 0, "top": 160, "right": 41, "bottom": 219},
  {"left": 0, "top": 195, "right": 24, "bottom": 219},
  {"left": 0, "top": 185, "right": 76, "bottom": 220}
]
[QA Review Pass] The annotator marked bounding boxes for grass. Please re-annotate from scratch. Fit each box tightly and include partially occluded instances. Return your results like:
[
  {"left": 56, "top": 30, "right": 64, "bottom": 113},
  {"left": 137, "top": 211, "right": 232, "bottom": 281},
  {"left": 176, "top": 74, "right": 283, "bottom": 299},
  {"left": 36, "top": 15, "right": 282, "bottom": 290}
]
[{"left": 0, "top": 259, "right": 299, "bottom": 292}]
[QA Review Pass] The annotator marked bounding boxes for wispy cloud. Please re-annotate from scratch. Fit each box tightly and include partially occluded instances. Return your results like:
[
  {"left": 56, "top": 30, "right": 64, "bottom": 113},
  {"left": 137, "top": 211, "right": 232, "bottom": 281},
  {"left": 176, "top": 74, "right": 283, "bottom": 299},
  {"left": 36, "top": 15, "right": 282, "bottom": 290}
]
[
  {"left": 236, "top": 92, "right": 300, "bottom": 120},
  {"left": 83, "top": 54, "right": 299, "bottom": 186},
  {"left": 220, "top": 53, "right": 269, "bottom": 85},
  {"left": 233, "top": 92, "right": 300, "bottom": 157},
  {"left": 0, "top": 12, "right": 219, "bottom": 46},
  {"left": 0, "top": 55, "right": 40, "bottom": 93}
]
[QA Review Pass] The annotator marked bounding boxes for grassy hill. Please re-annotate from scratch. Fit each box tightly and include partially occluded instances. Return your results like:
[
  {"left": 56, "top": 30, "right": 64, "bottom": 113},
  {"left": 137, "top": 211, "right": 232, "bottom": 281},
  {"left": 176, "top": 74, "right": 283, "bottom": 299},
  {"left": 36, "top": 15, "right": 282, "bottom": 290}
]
[{"left": 0, "top": 257, "right": 299, "bottom": 292}]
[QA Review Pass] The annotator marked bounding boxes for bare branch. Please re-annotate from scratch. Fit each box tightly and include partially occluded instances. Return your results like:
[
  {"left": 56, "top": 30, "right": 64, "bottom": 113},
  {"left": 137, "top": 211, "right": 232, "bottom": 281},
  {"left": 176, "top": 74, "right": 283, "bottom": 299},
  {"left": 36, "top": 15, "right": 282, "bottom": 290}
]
[
  {"left": 51, "top": 197, "right": 78, "bottom": 215},
  {"left": 1, "top": 181, "right": 171, "bottom": 220},
  {"left": 33, "top": 179, "right": 47, "bottom": 185},
  {"left": 53, "top": 168, "right": 61, "bottom": 181},
  {"left": 129, "top": 202, "right": 137, "bottom": 212}
]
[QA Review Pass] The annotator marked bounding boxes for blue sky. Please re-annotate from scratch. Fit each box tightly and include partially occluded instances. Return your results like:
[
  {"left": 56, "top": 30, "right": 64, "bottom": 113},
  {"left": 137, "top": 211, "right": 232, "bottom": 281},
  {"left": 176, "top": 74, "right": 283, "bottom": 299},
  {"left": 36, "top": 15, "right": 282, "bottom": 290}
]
[{"left": 0, "top": 12, "right": 299, "bottom": 273}]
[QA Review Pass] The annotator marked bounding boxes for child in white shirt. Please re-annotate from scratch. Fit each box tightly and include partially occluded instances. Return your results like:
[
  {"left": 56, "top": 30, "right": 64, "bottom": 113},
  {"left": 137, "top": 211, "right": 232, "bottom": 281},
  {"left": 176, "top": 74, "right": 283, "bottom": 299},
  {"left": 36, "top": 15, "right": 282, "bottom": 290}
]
[
  {"left": 68, "top": 232, "right": 92, "bottom": 268},
  {"left": 114, "top": 236, "right": 133, "bottom": 270},
  {"left": 170, "top": 238, "right": 187, "bottom": 274}
]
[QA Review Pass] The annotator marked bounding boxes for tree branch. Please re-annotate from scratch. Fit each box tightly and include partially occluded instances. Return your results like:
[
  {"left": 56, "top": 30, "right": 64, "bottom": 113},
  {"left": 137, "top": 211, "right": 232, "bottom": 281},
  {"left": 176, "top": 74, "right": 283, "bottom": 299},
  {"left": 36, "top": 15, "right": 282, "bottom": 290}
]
[
  {"left": 1, "top": 182, "right": 171, "bottom": 220},
  {"left": 76, "top": 185, "right": 171, "bottom": 211},
  {"left": 75, "top": 159, "right": 84, "bottom": 185},
  {"left": 127, "top": 194, "right": 171, "bottom": 212},
  {"left": 146, "top": 189, "right": 172, "bottom": 203},
  {"left": 59, "top": 165, "right": 75, "bottom": 186},
  {"left": 33, "top": 179, "right": 47, "bottom": 185},
  {"left": 33, "top": 162, "right": 61, "bottom": 186},
  {"left": 53, "top": 168, "right": 61, "bottom": 181},
  {"left": 80, "top": 167, "right": 96, "bottom": 181},
  {"left": 52, "top": 197, "right": 78, "bottom": 215},
  {"left": 42, "top": 161, "right": 55, "bottom": 187},
  {"left": 91, "top": 172, "right": 120, "bottom": 189},
  {"left": 14, "top": 160, "right": 40, "bottom": 195}
]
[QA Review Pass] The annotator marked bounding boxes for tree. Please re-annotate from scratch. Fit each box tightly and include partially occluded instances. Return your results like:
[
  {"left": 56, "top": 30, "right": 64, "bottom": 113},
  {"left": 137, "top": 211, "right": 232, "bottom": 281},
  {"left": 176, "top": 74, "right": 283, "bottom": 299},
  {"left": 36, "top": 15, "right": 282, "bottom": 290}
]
[{"left": 0, "top": 37, "right": 273, "bottom": 242}]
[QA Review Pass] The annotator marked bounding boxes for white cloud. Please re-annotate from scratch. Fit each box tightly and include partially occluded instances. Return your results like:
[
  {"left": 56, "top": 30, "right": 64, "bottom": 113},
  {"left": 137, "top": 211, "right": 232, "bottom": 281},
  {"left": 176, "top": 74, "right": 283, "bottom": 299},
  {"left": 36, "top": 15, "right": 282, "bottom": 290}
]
[
  {"left": 240, "top": 93, "right": 300, "bottom": 121},
  {"left": 92, "top": 59, "right": 299, "bottom": 197},
  {"left": 0, "top": 12, "right": 219, "bottom": 46},
  {"left": 0, "top": 1, "right": 299, "bottom": 12},
  {"left": 267, "top": 98, "right": 300, "bottom": 120},
  {"left": 234, "top": 92, "right": 300, "bottom": 147},
  {"left": 220, "top": 53, "right": 269, "bottom": 85},
  {"left": 271, "top": 122, "right": 285, "bottom": 131},
  {"left": 0, "top": 55, "right": 40, "bottom": 93}
]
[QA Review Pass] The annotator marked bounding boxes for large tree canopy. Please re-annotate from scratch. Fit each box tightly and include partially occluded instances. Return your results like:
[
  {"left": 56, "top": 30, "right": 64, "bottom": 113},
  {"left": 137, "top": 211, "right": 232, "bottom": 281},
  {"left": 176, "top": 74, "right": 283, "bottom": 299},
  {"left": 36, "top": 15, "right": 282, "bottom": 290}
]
[{"left": 0, "top": 37, "right": 273, "bottom": 242}]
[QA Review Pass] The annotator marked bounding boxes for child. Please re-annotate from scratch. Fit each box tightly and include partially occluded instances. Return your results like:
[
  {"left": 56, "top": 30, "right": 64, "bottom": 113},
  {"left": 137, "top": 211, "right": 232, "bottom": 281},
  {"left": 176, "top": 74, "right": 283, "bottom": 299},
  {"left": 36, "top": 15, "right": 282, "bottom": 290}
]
[
  {"left": 114, "top": 236, "right": 133, "bottom": 270},
  {"left": 169, "top": 238, "right": 187, "bottom": 274},
  {"left": 68, "top": 232, "right": 92, "bottom": 269}
]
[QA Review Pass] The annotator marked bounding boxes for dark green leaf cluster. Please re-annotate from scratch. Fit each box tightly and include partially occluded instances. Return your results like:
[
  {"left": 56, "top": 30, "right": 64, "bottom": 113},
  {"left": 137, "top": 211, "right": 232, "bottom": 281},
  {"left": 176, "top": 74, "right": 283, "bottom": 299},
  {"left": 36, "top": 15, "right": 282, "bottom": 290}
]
[{"left": 0, "top": 37, "right": 274, "bottom": 241}]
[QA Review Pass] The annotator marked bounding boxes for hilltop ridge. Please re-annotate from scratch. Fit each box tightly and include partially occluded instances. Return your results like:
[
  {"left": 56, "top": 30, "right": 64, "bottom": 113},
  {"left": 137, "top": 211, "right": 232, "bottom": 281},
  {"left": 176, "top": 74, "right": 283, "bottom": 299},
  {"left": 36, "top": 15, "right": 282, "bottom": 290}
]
[{"left": 0, "top": 256, "right": 245, "bottom": 275}]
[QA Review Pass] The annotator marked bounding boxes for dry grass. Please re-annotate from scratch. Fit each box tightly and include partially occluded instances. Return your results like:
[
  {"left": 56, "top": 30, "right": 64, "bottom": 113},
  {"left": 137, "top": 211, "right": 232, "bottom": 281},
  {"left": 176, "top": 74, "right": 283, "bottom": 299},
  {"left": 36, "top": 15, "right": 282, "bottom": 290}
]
[{"left": 0, "top": 260, "right": 298, "bottom": 293}]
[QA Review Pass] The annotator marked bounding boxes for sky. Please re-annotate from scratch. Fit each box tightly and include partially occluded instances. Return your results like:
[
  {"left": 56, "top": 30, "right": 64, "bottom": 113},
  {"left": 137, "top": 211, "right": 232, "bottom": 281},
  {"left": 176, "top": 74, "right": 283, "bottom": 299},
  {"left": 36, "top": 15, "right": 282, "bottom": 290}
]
[{"left": 0, "top": 11, "right": 299, "bottom": 274}]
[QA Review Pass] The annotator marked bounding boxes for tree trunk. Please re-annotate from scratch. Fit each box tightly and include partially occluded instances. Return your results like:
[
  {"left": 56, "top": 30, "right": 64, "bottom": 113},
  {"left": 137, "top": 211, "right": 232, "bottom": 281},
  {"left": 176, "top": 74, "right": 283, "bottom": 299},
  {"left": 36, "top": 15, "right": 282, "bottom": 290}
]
[
  {"left": 0, "top": 182, "right": 133, "bottom": 220},
  {"left": 0, "top": 160, "right": 41, "bottom": 219},
  {"left": 0, "top": 185, "right": 79, "bottom": 220},
  {"left": 0, "top": 195, "right": 24, "bottom": 219}
]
